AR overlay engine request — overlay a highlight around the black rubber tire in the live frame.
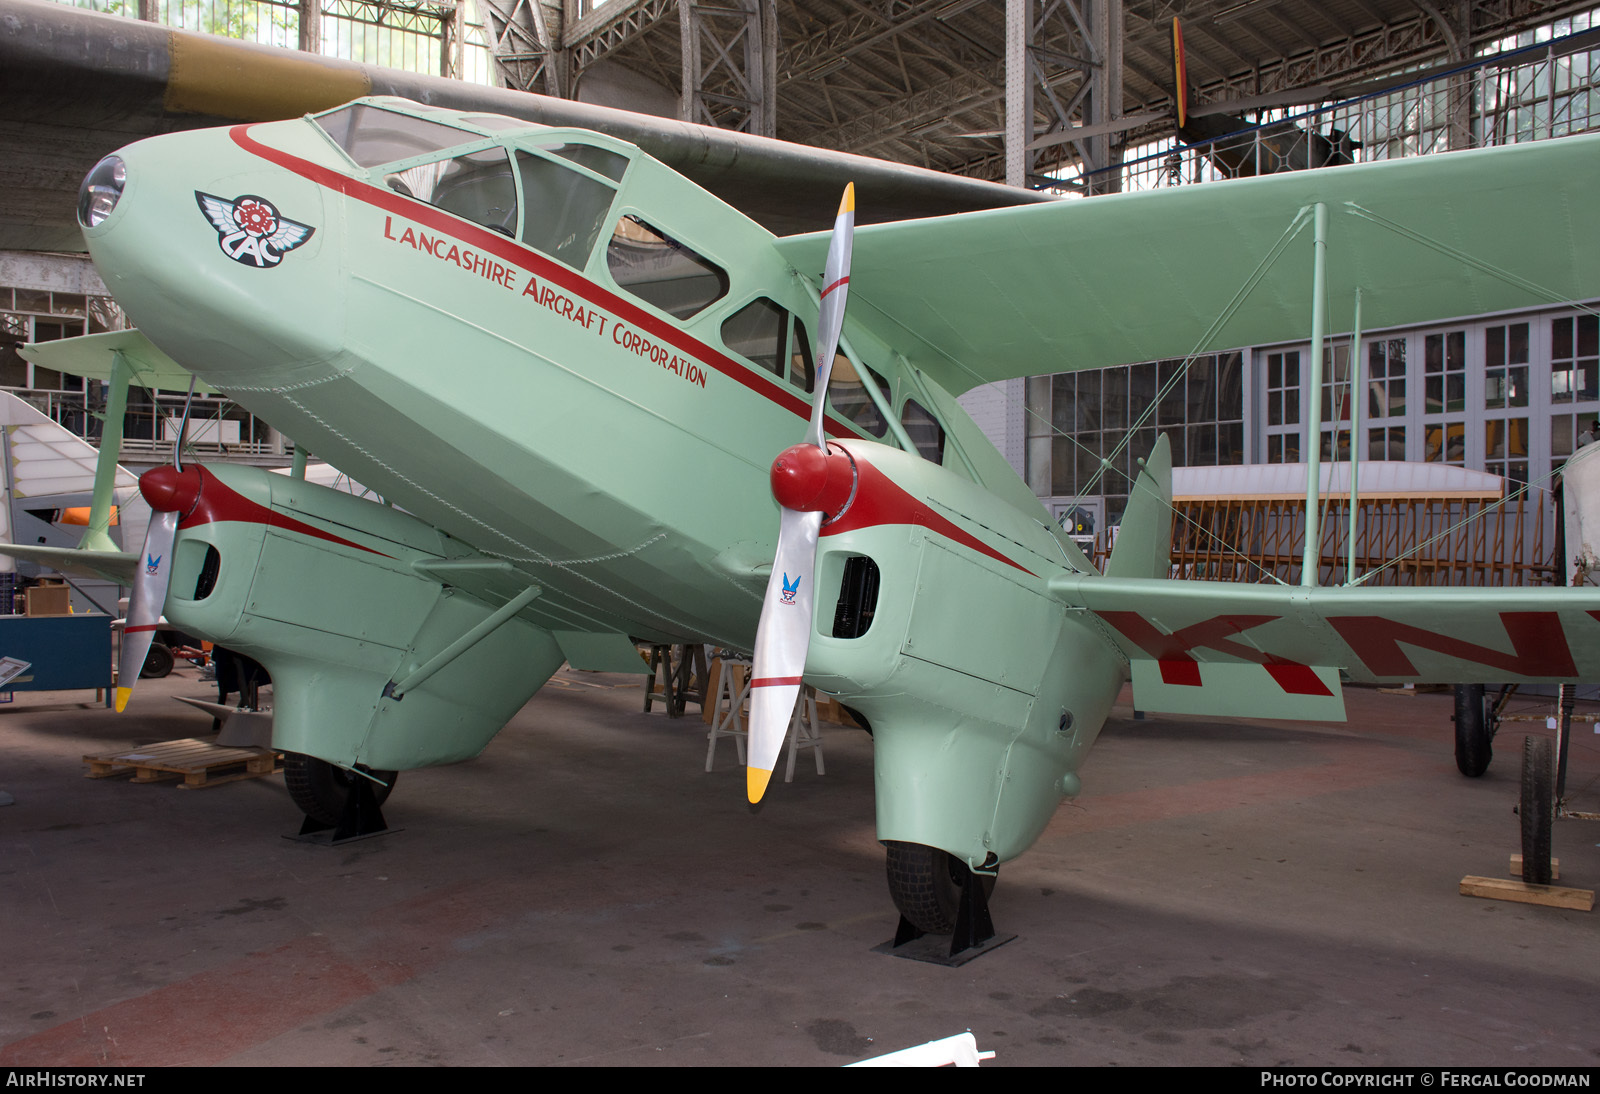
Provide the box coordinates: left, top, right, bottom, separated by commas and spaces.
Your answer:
139, 642, 175, 680
885, 841, 996, 934
1520, 735, 1554, 885
1453, 683, 1492, 777
283, 752, 397, 827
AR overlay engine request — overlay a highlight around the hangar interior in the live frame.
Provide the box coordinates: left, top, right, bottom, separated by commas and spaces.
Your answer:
5, 0, 1600, 565
3, 0, 1600, 1070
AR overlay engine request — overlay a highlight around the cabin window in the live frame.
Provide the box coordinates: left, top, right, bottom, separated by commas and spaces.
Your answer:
385, 147, 517, 236
606, 216, 728, 320
315, 104, 473, 168
542, 143, 630, 182
901, 398, 946, 463
827, 356, 890, 439
721, 297, 813, 392
515, 151, 615, 268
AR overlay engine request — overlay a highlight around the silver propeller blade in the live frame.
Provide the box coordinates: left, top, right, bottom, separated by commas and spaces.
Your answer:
115, 379, 197, 713
748, 183, 854, 803
115, 509, 177, 712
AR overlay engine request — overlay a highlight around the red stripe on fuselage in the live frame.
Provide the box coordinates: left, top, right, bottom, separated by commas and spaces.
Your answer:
821, 456, 1035, 576
179, 467, 390, 558
228, 125, 855, 439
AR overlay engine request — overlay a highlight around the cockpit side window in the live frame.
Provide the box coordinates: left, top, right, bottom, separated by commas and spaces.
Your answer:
827, 355, 891, 439
901, 398, 947, 463
721, 297, 814, 393
515, 151, 615, 269
315, 104, 474, 168
385, 147, 518, 236
606, 216, 729, 320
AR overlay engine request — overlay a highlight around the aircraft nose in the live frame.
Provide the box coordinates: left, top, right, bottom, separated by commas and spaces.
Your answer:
81, 129, 347, 387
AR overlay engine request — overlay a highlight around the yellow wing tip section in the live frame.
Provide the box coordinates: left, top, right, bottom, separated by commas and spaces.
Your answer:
114, 687, 132, 713
747, 765, 773, 803
840, 183, 855, 215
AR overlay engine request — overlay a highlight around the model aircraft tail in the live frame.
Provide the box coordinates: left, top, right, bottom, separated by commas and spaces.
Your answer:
1103, 433, 1173, 580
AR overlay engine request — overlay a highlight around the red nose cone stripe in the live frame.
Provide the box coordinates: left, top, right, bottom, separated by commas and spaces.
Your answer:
821, 456, 1035, 577
176, 467, 391, 558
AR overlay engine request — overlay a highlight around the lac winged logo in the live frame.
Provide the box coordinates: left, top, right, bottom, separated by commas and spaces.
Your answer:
780, 572, 801, 605
145, 553, 162, 576
195, 193, 314, 268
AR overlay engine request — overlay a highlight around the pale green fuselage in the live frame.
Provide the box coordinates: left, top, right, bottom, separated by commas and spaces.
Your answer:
84, 101, 1118, 868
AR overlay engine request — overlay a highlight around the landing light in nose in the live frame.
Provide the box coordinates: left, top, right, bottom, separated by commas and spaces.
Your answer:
78, 156, 127, 229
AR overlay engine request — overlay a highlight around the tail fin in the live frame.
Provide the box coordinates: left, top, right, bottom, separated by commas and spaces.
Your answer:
1104, 432, 1173, 580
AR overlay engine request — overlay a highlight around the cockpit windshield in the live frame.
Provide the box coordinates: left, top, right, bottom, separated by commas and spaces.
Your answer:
315, 104, 475, 168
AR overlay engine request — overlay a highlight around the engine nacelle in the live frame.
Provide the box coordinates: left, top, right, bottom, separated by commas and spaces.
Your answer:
160, 463, 562, 770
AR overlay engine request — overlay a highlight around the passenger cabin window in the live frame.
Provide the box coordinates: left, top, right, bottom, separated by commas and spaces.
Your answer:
386, 147, 517, 236
515, 150, 615, 269
542, 143, 629, 182
721, 297, 814, 392
828, 357, 890, 439
315, 104, 473, 167
606, 216, 729, 320
901, 398, 946, 463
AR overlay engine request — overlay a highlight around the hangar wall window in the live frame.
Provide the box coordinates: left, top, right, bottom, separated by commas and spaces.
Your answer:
385, 147, 517, 236
0, 279, 283, 459
606, 216, 729, 320
1024, 354, 1243, 525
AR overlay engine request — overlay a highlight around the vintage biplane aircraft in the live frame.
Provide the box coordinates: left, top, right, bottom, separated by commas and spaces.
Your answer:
9, 26, 1600, 939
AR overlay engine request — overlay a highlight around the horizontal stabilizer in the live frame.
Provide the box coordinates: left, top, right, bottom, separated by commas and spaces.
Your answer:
1053, 577, 1600, 718
0, 544, 138, 584
1129, 659, 1346, 721
20, 329, 217, 394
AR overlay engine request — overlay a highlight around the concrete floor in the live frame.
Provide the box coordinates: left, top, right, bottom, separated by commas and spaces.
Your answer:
1, 667, 1597, 1067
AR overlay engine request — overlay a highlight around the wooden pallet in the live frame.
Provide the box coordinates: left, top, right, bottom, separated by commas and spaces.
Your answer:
84, 737, 281, 789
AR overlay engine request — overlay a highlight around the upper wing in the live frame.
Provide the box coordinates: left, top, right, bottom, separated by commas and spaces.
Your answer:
774, 133, 1600, 395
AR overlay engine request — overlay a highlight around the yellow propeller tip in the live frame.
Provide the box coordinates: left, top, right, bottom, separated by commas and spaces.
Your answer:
747, 765, 773, 803
114, 687, 132, 713
839, 183, 855, 215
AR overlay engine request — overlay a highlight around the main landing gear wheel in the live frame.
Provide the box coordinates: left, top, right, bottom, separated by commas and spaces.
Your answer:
1453, 683, 1494, 777
885, 841, 997, 934
1520, 735, 1554, 886
140, 641, 175, 680
283, 752, 397, 827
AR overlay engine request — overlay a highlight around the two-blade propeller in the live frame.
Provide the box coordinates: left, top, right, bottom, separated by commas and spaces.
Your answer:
746, 183, 857, 803
115, 382, 200, 712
